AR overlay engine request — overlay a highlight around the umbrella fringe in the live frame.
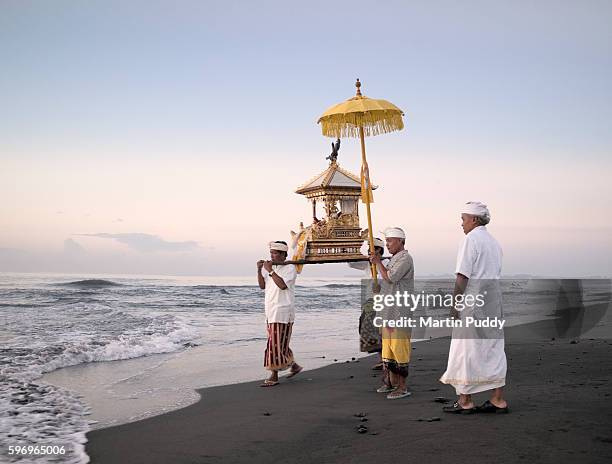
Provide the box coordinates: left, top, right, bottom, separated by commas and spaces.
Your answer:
319, 111, 404, 138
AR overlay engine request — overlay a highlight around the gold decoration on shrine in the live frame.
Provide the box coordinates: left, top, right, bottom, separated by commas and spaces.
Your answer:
291, 145, 375, 270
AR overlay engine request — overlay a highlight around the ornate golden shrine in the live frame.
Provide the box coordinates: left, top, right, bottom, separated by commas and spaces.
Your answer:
291, 142, 375, 263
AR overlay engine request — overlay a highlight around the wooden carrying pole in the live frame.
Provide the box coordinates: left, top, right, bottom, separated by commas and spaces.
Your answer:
359, 126, 378, 284
272, 257, 372, 265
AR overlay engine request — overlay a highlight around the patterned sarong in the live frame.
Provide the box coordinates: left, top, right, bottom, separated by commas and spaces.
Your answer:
359, 300, 382, 353
264, 322, 294, 371
382, 327, 411, 377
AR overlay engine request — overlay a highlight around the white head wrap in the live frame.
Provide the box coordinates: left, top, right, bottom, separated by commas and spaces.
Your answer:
373, 238, 385, 248
269, 241, 288, 252
382, 227, 406, 239
462, 201, 490, 219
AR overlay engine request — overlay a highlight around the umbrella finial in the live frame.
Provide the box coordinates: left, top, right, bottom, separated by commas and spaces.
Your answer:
355, 78, 362, 96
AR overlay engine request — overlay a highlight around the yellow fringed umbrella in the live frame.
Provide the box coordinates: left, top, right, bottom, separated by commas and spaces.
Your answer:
317, 79, 404, 284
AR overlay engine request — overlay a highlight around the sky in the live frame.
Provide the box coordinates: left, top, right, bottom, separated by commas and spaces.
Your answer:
1, 0, 611, 278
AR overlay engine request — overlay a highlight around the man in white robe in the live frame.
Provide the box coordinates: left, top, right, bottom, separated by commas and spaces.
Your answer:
440, 202, 509, 413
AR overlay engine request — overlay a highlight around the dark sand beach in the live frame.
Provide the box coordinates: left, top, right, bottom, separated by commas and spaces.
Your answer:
87, 322, 612, 464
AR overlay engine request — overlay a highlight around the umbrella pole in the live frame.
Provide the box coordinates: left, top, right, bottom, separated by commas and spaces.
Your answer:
359, 126, 378, 284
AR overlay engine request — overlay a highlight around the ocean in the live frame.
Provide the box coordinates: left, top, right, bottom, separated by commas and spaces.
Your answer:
1, 272, 609, 463
1, 272, 371, 463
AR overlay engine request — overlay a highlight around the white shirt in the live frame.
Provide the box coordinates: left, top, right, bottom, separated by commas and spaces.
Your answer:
348, 259, 390, 302
455, 226, 503, 280
262, 263, 297, 323
348, 259, 389, 277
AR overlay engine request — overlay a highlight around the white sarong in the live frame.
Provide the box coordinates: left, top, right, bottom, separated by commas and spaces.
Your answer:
440, 337, 507, 394
440, 225, 507, 394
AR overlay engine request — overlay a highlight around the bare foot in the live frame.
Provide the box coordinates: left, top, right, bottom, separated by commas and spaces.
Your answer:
260, 379, 279, 387
489, 398, 508, 408
458, 400, 475, 409
287, 364, 303, 378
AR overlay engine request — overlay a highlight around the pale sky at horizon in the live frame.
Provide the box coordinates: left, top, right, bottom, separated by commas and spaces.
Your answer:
2, 0, 611, 278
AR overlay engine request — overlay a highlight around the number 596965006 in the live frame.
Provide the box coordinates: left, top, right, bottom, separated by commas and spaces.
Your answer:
8, 445, 66, 455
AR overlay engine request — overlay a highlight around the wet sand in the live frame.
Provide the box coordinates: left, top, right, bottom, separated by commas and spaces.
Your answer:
86, 325, 612, 464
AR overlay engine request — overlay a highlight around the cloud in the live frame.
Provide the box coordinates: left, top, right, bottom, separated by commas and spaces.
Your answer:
0, 248, 30, 272
75, 233, 200, 253
63, 238, 86, 256
0, 247, 28, 258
